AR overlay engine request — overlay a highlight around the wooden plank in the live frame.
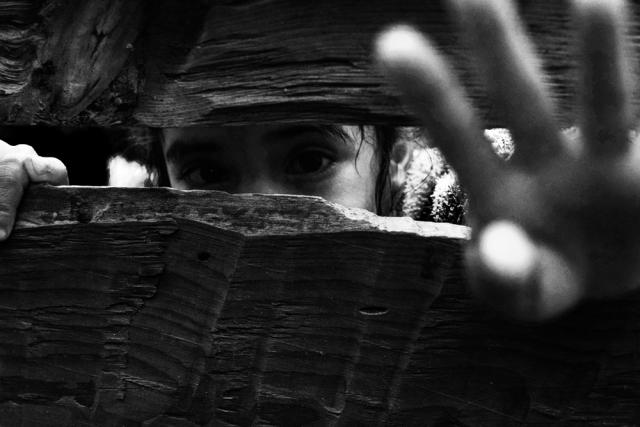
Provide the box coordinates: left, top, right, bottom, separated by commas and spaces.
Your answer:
2, 185, 640, 425
0, 0, 145, 126
1, 0, 640, 127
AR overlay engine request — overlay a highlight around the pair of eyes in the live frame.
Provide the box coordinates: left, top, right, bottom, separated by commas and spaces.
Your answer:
179, 147, 336, 187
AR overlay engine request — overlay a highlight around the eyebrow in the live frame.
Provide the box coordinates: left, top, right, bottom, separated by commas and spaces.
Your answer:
263, 124, 352, 144
164, 140, 222, 163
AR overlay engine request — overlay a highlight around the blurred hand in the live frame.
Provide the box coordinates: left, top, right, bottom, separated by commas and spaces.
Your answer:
0, 141, 68, 240
376, 0, 640, 320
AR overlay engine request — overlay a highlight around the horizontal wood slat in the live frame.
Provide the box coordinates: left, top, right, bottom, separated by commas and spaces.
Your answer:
1, 0, 639, 127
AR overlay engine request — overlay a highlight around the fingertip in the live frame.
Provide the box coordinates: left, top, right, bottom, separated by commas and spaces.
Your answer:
374, 25, 448, 82
26, 156, 69, 185
450, 0, 502, 14
573, 0, 628, 40
375, 25, 427, 64
450, 0, 520, 32
46, 157, 69, 185
574, 0, 627, 19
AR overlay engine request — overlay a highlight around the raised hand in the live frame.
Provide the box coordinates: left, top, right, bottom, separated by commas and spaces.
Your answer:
376, 0, 640, 320
0, 141, 68, 240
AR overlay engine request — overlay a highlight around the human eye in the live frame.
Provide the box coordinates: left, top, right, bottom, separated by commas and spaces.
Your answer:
285, 147, 336, 177
179, 161, 231, 189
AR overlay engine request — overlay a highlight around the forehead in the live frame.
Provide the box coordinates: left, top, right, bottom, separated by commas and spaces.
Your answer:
162, 126, 253, 145
161, 125, 369, 147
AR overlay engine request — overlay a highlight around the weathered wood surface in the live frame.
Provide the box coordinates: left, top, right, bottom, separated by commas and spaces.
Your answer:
1, 185, 640, 426
2, 0, 640, 127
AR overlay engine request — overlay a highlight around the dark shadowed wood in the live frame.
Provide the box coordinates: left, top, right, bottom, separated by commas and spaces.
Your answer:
0, 0, 145, 126
2, 185, 640, 425
2, 0, 640, 127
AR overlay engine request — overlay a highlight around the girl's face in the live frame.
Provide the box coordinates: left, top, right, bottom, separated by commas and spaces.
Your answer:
161, 125, 380, 212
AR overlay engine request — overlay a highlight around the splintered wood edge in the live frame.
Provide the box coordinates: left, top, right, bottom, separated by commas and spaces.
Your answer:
14, 185, 471, 240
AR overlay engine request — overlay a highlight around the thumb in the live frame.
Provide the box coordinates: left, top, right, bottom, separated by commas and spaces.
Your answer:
467, 220, 583, 321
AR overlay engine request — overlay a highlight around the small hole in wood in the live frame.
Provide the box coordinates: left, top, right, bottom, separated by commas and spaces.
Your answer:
359, 306, 389, 316
76, 210, 92, 224
197, 251, 210, 261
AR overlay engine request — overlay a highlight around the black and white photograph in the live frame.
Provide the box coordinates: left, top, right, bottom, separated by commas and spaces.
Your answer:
0, 0, 639, 425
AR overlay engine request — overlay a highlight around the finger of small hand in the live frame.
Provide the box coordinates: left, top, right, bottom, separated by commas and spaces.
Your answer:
23, 156, 69, 185
451, 0, 564, 169
0, 138, 14, 156
0, 154, 30, 241
375, 25, 501, 200
468, 220, 583, 321
0, 145, 69, 240
575, 0, 633, 158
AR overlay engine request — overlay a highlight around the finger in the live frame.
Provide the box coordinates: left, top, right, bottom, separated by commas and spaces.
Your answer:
0, 141, 68, 184
23, 156, 69, 185
451, 0, 565, 169
0, 138, 13, 155
0, 145, 68, 240
468, 220, 583, 321
0, 159, 29, 241
375, 25, 502, 201
575, 0, 633, 158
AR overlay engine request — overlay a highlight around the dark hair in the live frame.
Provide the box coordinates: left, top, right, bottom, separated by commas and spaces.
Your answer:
302, 124, 398, 214
372, 125, 398, 215
120, 125, 399, 215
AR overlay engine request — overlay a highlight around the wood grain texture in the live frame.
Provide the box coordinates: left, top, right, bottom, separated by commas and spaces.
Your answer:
1, 0, 640, 127
2, 185, 640, 425
0, 0, 144, 126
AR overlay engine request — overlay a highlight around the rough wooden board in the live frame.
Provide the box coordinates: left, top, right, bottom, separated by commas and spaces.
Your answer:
2, 185, 640, 425
2, 0, 640, 127
2, 185, 466, 425
0, 0, 144, 126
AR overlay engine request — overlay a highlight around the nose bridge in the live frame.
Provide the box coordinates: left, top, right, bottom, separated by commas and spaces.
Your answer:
234, 133, 287, 195
237, 174, 285, 195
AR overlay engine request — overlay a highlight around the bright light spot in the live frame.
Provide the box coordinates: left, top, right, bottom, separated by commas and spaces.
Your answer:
478, 220, 537, 282
375, 25, 428, 63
